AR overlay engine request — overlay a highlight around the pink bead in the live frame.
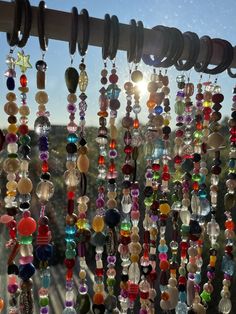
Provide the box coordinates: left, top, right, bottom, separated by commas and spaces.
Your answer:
19, 256, 33, 265
38, 287, 49, 296
8, 275, 17, 285
0, 214, 13, 224
159, 253, 167, 261
131, 210, 140, 220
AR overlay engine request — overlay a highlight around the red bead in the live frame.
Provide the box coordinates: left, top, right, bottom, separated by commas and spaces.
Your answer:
196, 93, 203, 100
152, 163, 160, 171
230, 135, 236, 143
9, 228, 16, 239
230, 127, 236, 135
98, 155, 105, 165
122, 163, 133, 175
176, 129, 184, 137
64, 258, 75, 269
124, 145, 133, 154
162, 172, 170, 181
178, 276, 187, 285
140, 291, 149, 300
109, 163, 116, 173
38, 225, 49, 235
163, 165, 169, 173
203, 107, 212, 115
18, 124, 29, 135
17, 217, 37, 236
180, 241, 188, 250
42, 161, 49, 172
67, 191, 75, 200
149, 270, 157, 282
192, 182, 199, 191
95, 268, 104, 276
66, 269, 73, 280
20, 74, 28, 87
174, 155, 182, 164
109, 74, 118, 84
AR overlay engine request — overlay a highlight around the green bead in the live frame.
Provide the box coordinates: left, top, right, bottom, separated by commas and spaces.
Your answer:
66, 240, 76, 250
8, 153, 18, 158
200, 290, 211, 302
121, 220, 131, 231
65, 249, 76, 259
39, 297, 49, 307
193, 130, 203, 139
224, 193, 236, 211
107, 277, 116, 287
65, 67, 79, 93
19, 134, 31, 145
153, 172, 160, 180
144, 196, 153, 207
192, 173, 201, 182
181, 225, 190, 236
174, 100, 185, 115
20, 235, 32, 244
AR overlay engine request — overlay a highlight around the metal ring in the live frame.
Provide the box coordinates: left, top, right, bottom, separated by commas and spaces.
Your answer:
142, 25, 169, 67
38, 1, 48, 52
69, 7, 78, 56
127, 19, 136, 63
194, 36, 213, 72
175, 31, 200, 71
6, 0, 22, 46
204, 38, 234, 75
109, 15, 119, 60
78, 8, 90, 57
18, 0, 32, 48
102, 14, 111, 60
134, 20, 144, 64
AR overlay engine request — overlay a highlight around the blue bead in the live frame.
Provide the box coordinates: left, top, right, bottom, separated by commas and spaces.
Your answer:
222, 255, 235, 276
179, 291, 187, 302
154, 106, 163, 114
229, 159, 235, 168
67, 133, 78, 143
175, 301, 188, 314
36, 244, 53, 261
198, 189, 207, 199
194, 273, 201, 284
19, 263, 35, 280
7, 77, 15, 90
158, 244, 168, 253
65, 225, 76, 235
42, 273, 51, 288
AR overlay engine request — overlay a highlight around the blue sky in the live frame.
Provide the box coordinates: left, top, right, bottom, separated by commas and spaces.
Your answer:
0, 0, 236, 128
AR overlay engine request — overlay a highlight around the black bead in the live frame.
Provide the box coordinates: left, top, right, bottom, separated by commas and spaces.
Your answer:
231, 111, 236, 119
66, 143, 77, 154
122, 180, 132, 188
192, 153, 201, 162
79, 93, 87, 101
8, 115, 17, 124
79, 137, 87, 146
19, 202, 30, 210
108, 178, 116, 184
178, 82, 185, 89
41, 172, 51, 180
19, 144, 31, 157
6, 206, 18, 216
178, 284, 186, 292
121, 274, 129, 282
8, 263, 19, 275
143, 186, 153, 197
162, 126, 171, 135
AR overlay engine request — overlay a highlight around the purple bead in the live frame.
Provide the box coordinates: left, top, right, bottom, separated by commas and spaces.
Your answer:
176, 115, 184, 123
177, 91, 185, 98
151, 215, 158, 222
40, 306, 49, 314
185, 115, 192, 124
224, 274, 232, 280
132, 202, 139, 211
107, 255, 116, 264
7, 284, 18, 293
66, 280, 73, 290
65, 301, 73, 307
233, 95, 236, 102
39, 151, 49, 161
67, 103, 77, 113
196, 101, 203, 108
96, 198, 105, 208
78, 243, 85, 257
79, 284, 88, 294
121, 289, 128, 298
109, 149, 118, 158
131, 189, 139, 197
182, 181, 190, 189
207, 271, 215, 280
139, 310, 148, 314
188, 273, 195, 280
6, 133, 18, 143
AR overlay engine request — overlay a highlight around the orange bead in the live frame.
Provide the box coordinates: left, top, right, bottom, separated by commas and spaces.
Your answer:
146, 99, 156, 109
0, 298, 4, 312
93, 293, 104, 304
192, 181, 199, 191
196, 122, 203, 130
133, 119, 139, 129
159, 260, 169, 271
66, 269, 73, 280
161, 291, 169, 301
42, 160, 49, 172
97, 111, 108, 117
109, 139, 116, 149
109, 163, 116, 173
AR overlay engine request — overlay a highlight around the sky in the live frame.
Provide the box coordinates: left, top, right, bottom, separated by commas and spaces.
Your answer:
0, 0, 236, 129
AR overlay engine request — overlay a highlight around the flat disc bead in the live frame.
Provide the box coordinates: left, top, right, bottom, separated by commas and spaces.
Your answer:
67, 93, 77, 103
4, 102, 18, 115
18, 217, 37, 236
19, 105, 30, 116
17, 177, 33, 194
35, 91, 48, 104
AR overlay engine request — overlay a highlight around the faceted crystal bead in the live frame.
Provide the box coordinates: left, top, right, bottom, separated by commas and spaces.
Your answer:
36, 181, 54, 202
218, 297, 232, 314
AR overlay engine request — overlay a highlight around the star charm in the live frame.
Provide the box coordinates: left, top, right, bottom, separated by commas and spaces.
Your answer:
15, 51, 32, 73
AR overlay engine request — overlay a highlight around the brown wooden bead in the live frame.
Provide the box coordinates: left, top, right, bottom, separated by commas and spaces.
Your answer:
17, 177, 33, 194
37, 70, 45, 90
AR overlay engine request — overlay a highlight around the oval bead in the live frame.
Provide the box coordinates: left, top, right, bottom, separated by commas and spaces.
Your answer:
65, 67, 79, 93
77, 154, 89, 173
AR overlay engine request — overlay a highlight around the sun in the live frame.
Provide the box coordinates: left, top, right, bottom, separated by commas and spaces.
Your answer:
136, 79, 148, 92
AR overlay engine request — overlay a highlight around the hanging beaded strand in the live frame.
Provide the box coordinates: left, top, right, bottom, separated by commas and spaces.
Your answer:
200, 80, 225, 306
76, 9, 92, 309
2, 48, 21, 314
218, 85, 236, 314
90, 60, 109, 313
62, 7, 80, 314
103, 14, 121, 313
15, 48, 36, 314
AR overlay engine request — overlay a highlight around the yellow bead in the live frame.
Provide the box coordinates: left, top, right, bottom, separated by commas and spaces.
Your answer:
79, 269, 86, 279
77, 218, 86, 229
92, 215, 104, 232
163, 119, 170, 126
203, 100, 212, 107
6, 181, 17, 191
7, 124, 18, 134
7, 190, 17, 197
78, 70, 88, 93
6, 92, 16, 101
159, 203, 171, 215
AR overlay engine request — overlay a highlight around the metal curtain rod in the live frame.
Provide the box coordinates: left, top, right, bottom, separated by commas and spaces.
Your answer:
0, 1, 236, 68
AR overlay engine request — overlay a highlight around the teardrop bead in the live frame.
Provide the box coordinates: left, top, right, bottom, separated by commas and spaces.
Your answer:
65, 67, 79, 93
